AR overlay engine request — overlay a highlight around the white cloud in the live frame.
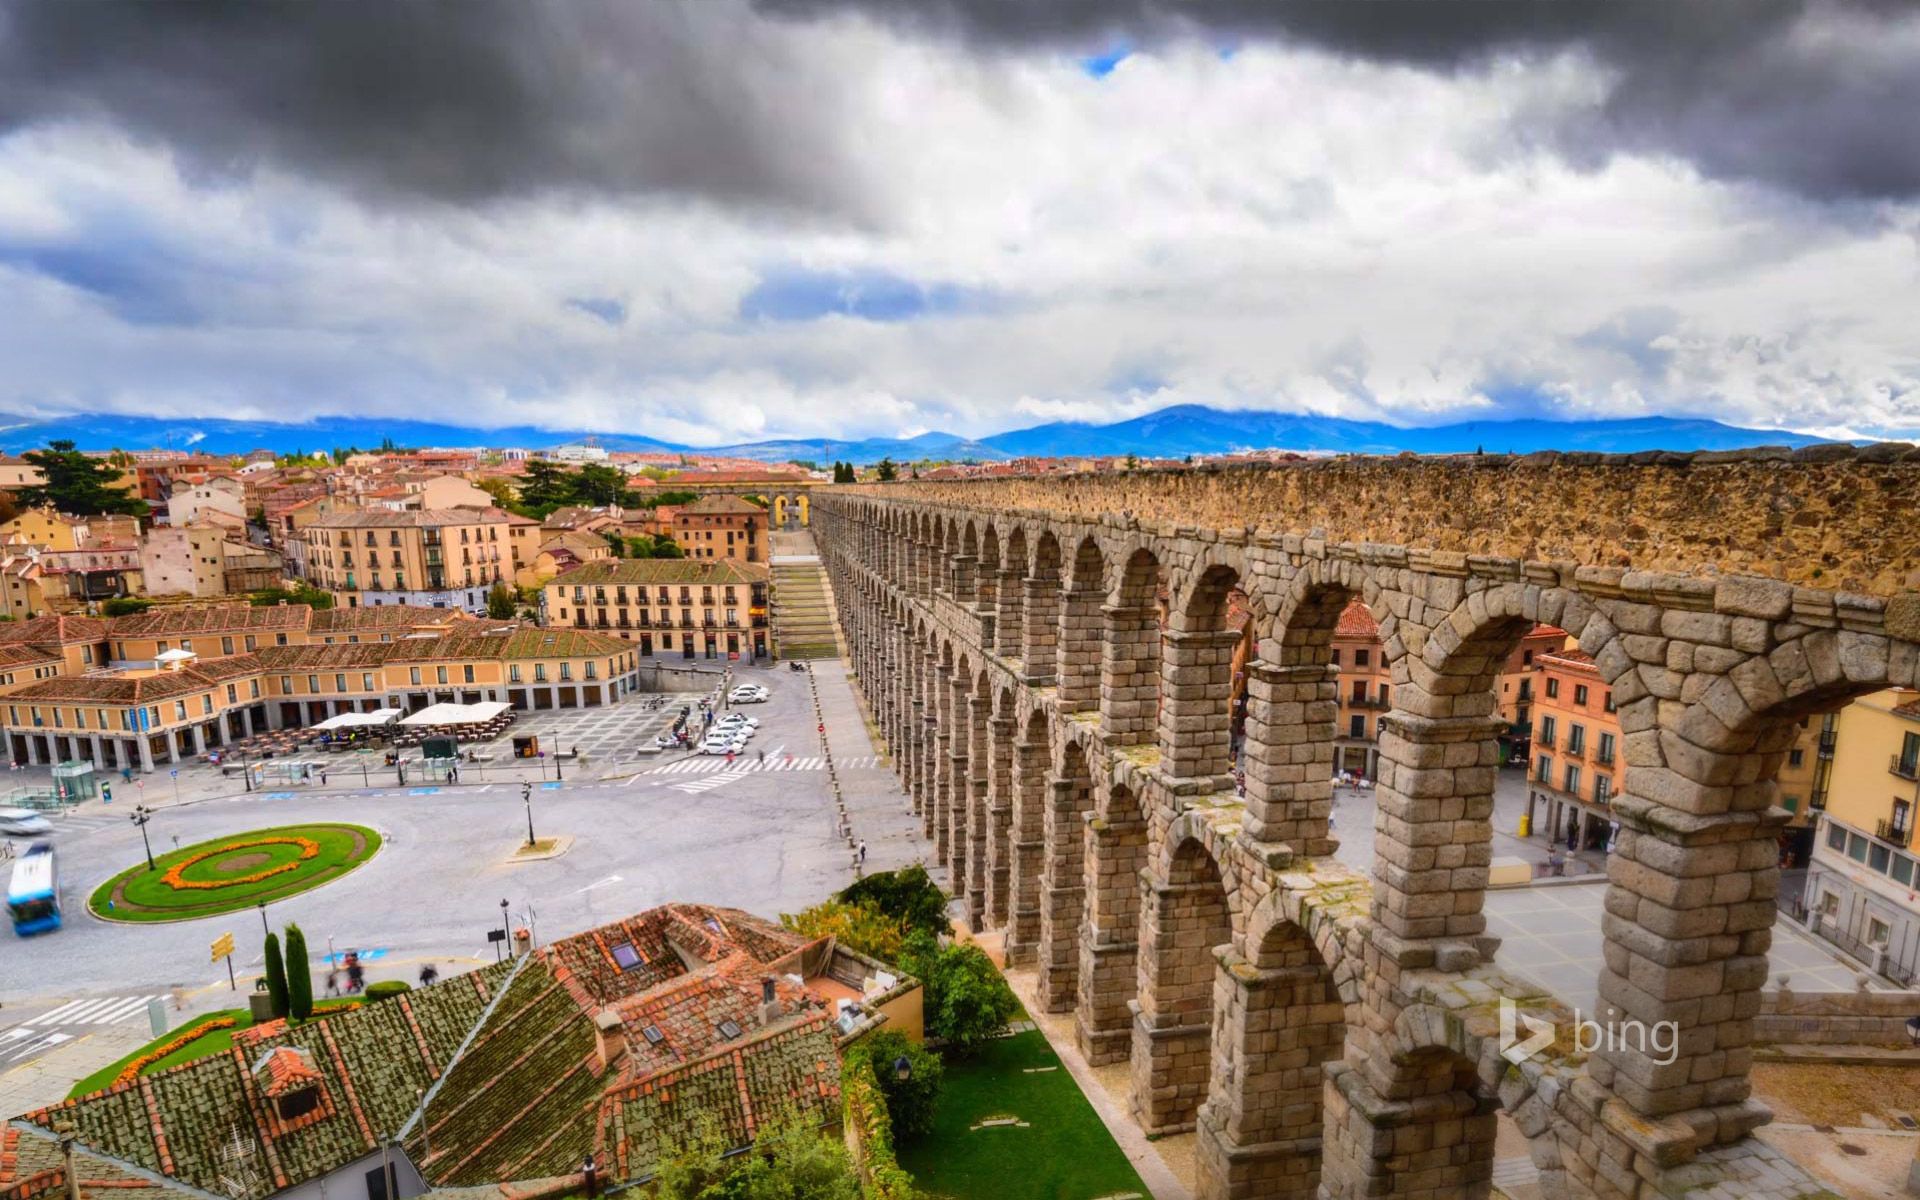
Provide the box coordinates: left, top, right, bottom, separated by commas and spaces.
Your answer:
0, 18, 1915, 443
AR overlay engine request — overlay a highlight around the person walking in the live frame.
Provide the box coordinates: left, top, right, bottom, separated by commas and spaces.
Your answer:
856, 839, 867, 864
756, 748, 765, 766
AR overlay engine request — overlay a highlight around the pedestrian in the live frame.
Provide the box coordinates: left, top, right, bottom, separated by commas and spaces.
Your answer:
319, 768, 328, 786
857, 839, 867, 864
1566, 824, 1578, 853
325, 971, 340, 997
756, 748, 765, 765
725, 750, 735, 767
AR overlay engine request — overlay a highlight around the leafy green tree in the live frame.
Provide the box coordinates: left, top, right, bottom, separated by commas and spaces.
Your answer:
646, 535, 685, 559
249, 585, 334, 610
781, 899, 910, 963
102, 597, 154, 617
839, 865, 948, 939
913, 941, 1018, 1055
284, 924, 313, 1021
874, 457, 898, 482
575, 463, 632, 506
486, 583, 517, 619
263, 932, 290, 1020
605, 530, 627, 557
517, 461, 577, 511
851, 1029, 943, 1143
16, 440, 147, 517
475, 476, 524, 513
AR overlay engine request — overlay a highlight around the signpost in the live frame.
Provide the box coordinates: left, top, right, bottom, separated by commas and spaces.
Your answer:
211, 931, 237, 990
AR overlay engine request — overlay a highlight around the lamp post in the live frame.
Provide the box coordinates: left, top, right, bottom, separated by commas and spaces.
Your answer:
499, 898, 511, 957
893, 1054, 912, 1082
522, 782, 535, 848
257, 900, 269, 938
129, 805, 156, 871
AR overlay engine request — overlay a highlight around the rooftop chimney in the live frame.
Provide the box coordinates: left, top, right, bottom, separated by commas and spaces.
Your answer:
758, 976, 782, 1027
592, 1009, 626, 1071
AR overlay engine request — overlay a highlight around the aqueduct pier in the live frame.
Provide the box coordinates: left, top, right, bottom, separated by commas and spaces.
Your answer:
814, 446, 1920, 1200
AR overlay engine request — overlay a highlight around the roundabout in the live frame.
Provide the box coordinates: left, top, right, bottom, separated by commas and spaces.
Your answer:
88, 823, 382, 923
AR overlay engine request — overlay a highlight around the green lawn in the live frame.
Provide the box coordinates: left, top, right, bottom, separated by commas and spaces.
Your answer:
66, 999, 364, 1097
88, 823, 381, 922
898, 1029, 1148, 1200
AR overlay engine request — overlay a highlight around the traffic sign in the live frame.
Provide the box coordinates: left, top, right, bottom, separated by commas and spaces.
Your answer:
210, 932, 235, 961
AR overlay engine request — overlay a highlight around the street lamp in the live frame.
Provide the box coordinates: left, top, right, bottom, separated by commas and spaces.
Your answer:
522, 782, 535, 848
129, 804, 155, 871
893, 1054, 912, 1082
257, 900, 269, 938
499, 898, 511, 956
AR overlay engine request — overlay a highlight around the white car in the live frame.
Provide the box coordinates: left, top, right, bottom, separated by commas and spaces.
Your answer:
729, 687, 769, 703
0, 808, 52, 836
716, 715, 759, 729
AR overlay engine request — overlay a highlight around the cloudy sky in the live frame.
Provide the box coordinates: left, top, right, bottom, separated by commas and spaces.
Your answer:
0, 0, 1915, 445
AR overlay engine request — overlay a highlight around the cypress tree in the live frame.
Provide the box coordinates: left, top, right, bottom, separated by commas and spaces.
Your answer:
263, 932, 290, 1020
285, 924, 313, 1021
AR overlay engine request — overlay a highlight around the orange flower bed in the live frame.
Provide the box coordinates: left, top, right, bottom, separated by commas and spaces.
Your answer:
160, 836, 322, 891
115, 1017, 239, 1085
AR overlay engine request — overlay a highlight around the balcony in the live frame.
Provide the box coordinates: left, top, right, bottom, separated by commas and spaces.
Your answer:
1875, 818, 1912, 848
1891, 754, 1919, 781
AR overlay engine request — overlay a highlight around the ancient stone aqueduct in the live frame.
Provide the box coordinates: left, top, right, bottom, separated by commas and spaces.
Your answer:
812, 447, 1920, 1200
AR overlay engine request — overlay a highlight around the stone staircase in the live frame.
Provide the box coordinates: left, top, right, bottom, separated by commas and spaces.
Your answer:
770, 559, 840, 660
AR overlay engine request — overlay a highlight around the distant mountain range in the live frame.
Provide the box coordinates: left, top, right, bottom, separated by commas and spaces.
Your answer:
0, 404, 1834, 464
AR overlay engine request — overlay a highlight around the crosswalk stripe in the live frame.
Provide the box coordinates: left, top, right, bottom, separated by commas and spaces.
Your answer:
37, 998, 102, 1024
95, 996, 157, 1024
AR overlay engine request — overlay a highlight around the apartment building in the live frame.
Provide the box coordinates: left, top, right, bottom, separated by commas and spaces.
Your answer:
1330, 600, 1391, 778
305, 507, 515, 612
544, 558, 772, 660
671, 494, 764, 563
1801, 689, 1920, 983
139, 524, 230, 597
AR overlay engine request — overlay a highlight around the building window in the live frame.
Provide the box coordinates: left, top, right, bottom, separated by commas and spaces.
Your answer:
1567, 724, 1585, 755
1564, 764, 1581, 795
1788, 748, 1804, 768
1538, 715, 1556, 747
1573, 684, 1588, 706
1593, 775, 1611, 805
1535, 756, 1552, 782
1596, 732, 1614, 764
308, 675, 320, 693
1330, 648, 1341, 666
1826, 822, 1847, 851
410, 667, 422, 686
1354, 648, 1370, 667
1545, 677, 1559, 699
436, 666, 448, 685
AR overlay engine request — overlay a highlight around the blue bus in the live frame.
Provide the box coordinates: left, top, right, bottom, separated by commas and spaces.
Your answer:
7, 844, 59, 936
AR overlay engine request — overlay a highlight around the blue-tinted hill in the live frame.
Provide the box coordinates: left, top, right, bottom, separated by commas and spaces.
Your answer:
0, 404, 1831, 462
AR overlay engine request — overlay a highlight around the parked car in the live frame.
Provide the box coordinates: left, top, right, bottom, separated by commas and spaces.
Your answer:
0, 809, 53, 837
729, 686, 769, 703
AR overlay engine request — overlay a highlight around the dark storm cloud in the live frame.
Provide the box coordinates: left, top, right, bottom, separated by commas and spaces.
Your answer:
0, 0, 870, 215
760, 0, 1920, 203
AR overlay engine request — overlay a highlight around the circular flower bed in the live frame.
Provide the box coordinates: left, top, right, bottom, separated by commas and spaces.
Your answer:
160, 836, 321, 890
89, 824, 381, 923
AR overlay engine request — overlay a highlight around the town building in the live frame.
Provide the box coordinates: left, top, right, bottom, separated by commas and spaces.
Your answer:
1331, 599, 1391, 778
139, 524, 231, 597
11, 904, 919, 1200
305, 508, 515, 612
544, 558, 772, 660
165, 474, 247, 528
1801, 688, 1920, 984
0, 603, 642, 771
672, 494, 765, 563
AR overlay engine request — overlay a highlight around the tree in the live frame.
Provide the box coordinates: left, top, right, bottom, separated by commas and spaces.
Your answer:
517, 461, 577, 512
249, 584, 334, 610
781, 899, 910, 963
102, 597, 154, 617
605, 530, 627, 557
284, 924, 313, 1021
912, 940, 1019, 1055
15, 441, 147, 517
874, 457, 898, 482
839, 865, 948, 939
851, 1029, 943, 1143
476, 476, 522, 513
263, 932, 290, 1020
486, 583, 517, 619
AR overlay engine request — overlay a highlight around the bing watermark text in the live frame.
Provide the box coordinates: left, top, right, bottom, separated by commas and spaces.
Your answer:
1499, 997, 1679, 1066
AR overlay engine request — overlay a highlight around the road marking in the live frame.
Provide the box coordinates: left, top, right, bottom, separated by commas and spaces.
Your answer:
571, 874, 622, 895
670, 769, 752, 795
36, 994, 164, 1026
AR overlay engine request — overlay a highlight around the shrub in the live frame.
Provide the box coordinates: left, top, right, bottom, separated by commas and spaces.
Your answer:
782, 899, 910, 963
918, 942, 1019, 1056
262, 933, 289, 1020
654, 1110, 862, 1200
838, 866, 948, 940
284, 924, 312, 1021
101, 597, 153, 617
365, 980, 412, 1002
849, 1030, 942, 1143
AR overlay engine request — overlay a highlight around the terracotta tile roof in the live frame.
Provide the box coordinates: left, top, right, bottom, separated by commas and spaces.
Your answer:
0, 643, 62, 667
107, 606, 310, 639
20, 906, 900, 1199
0, 614, 108, 646
550, 559, 770, 588
676, 495, 764, 516
1540, 648, 1599, 672
255, 643, 402, 670
308, 606, 472, 634
1335, 599, 1380, 640
5, 661, 254, 705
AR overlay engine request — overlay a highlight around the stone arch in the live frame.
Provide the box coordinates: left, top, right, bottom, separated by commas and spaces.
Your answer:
958, 664, 994, 927
1037, 737, 1096, 1012
1198, 901, 1354, 1200
1133, 821, 1236, 1134
1004, 708, 1053, 966
1160, 559, 1247, 781
1102, 545, 1165, 746
1019, 526, 1061, 682
1058, 535, 1108, 712
1592, 622, 1916, 1126
982, 684, 1020, 927
1076, 776, 1152, 1065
